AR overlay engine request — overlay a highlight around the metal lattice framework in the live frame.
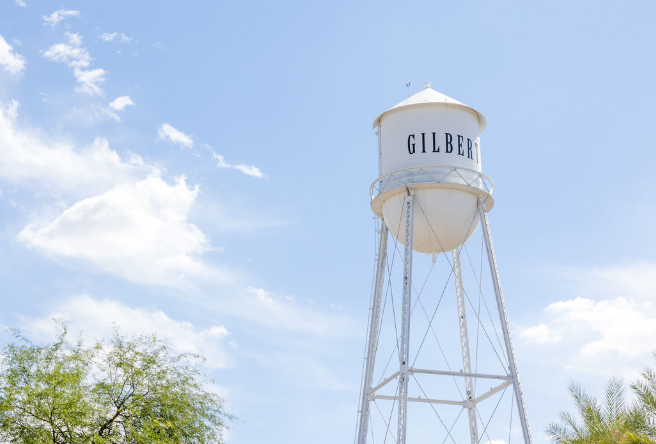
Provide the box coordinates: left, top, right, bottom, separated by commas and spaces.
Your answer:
478, 195, 532, 444
397, 191, 414, 444
370, 166, 494, 203
355, 176, 532, 444
453, 248, 479, 444
355, 220, 388, 443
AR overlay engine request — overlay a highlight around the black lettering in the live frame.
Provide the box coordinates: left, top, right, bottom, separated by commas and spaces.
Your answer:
445, 133, 453, 153
432, 132, 439, 152
421, 133, 426, 153
467, 139, 473, 159
408, 134, 415, 154
457, 135, 464, 156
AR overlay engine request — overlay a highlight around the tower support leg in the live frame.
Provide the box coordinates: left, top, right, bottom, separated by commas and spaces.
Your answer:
477, 196, 532, 444
452, 249, 479, 444
397, 191, 414, 444
356, 220, 389, 444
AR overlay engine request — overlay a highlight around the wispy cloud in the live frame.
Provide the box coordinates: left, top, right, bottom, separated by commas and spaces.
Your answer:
246, 351, 352, 390
0, 100, 149, 193
15, 0, 26, 8
158, 123, 193, 150
100, 32, 132, 43
0, 35, 26, 76
109, 95, 135, 111
17, 295, 233, 369
213, 152, 264, 178
89, 104, 120, 122
42, 33, 107, 96
241, 287, 354, 335
42, 9, 79, 27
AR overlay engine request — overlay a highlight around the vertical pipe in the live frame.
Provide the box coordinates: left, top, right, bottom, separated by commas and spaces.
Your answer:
452, 249, 479, 444
397, 191, 414, 444
477, 196, 532, 444
356, 220, 389, 444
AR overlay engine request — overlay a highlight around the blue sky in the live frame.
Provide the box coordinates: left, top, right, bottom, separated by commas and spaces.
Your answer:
1, 0, 656, 443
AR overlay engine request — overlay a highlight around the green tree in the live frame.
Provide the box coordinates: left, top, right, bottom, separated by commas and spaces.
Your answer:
547, 355, 656, 444
547, 378, 651, 444
0, 323, 232, 443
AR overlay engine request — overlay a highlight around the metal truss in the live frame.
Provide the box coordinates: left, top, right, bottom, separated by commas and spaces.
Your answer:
453, 249, 479, 444
370, 166, 494, 201
478, 196, 532, 444
355, 189, 532, 444
356, 219, 388, 444
367, 368, 511, 400
397, 190, 414, 444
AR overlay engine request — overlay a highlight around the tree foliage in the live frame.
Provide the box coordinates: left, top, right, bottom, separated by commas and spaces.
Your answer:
548, 355, 656, 444
0, 323, 232, 443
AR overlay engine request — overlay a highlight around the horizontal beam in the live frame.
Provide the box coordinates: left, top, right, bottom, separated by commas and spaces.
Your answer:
368, 371, 400, 397
474, 381, 512, 404
373, 395, 464, 406
410, 368, 511, 381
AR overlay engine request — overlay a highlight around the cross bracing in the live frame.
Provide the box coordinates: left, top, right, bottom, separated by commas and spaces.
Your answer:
355, 189, 531, 444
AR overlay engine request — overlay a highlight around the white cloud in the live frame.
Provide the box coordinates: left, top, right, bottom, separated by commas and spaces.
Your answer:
158, 123, 193, 150
18, 175, 219, 288
18, 295, 233, 369
15, 0, 26, 7
247, 351, 352, 391
572, 262, 656, 300
42, 33, 107, 96
240, 287, 354, 336
89, 104, 120, 122
0, 35, 26, 76
544, 297, 656, 358
213, 152, 264, 178
517, 262, 656, 380
0, 101, 149, 194
100, 32, 132, 43
520, 322, 562, 344
109, 95, 135, 111
73, 68, 106, 96
1, 101, 351, 338
520, 292, 656, 380
524, 262, 656, 357
42, 9, 79, 27
42, 34, 89, 67
61, 103, 125, 124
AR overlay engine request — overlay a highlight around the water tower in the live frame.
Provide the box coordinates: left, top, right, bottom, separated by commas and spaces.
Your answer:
355, 83, 531, 444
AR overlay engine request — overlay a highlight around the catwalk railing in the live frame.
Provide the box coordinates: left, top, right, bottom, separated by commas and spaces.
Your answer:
370, 166, 494, 201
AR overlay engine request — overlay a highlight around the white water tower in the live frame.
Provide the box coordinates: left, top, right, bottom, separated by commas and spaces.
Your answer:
355, 83, 532, 444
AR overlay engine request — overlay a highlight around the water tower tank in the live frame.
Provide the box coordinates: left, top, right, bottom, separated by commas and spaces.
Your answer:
371, 83, 494, 254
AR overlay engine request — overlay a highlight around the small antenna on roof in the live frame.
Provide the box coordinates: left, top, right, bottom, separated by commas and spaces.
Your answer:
406, 82, 411, 98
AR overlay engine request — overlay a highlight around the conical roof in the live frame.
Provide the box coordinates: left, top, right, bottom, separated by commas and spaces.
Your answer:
372, 86, 487, 132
